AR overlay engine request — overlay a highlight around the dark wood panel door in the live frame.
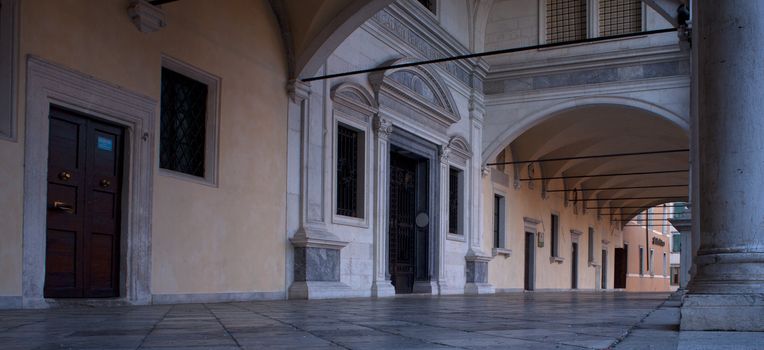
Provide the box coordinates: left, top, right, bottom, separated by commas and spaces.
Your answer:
524, 232, 535, 291
389, 152, 417, 294
45, 107, 123, 298
614, 247, 627, 289
571, 242, 578, 289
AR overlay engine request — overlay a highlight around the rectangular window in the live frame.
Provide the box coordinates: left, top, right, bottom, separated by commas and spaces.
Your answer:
493, 194, 505, 248
449, 167, 462, 234
160, 67, 208, 178
663, 252, 667, 276
670, 266, 680, 285
551, 213, 560, 257
587, 227, 594, 263
546, 0, 587, 44
336, 124, 364, 218
0, 0, 18, 140
639, 247, 644, 275
672, 233, 681, 252
599, 0, 642, 37
649, 249, 654, 274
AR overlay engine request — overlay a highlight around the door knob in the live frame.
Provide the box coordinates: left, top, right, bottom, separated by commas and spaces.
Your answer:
58, 171, 72, 181
51, 201, 74, 214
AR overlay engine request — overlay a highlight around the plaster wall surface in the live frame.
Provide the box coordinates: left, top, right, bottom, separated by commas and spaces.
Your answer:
0, 0, 288, 299
485, 170, 621, 291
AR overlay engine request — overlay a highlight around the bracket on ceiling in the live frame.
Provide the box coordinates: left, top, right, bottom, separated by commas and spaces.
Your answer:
128, 0, 167, 33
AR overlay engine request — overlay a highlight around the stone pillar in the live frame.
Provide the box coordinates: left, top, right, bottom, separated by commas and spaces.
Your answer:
371, 116, 395, 297
286, 79, 353, 299
668, 217, 691, 289
464, 79, 494, 295
681, 0, 764, 331
435, 147, 450, 294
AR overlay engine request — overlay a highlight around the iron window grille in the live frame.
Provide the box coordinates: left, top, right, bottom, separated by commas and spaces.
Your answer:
336, 124, 363, 218
599, 0, 642, 36
449, 167, 461, 234
160, 68, 208, 177
546, 0, 587, 44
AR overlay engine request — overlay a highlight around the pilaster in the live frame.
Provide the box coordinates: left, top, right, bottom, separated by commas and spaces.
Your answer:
371, 116, 395, 297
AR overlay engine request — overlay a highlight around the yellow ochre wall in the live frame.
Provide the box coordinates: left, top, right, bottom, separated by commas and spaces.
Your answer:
0, 0, 288, 297
484, 170, 623, 291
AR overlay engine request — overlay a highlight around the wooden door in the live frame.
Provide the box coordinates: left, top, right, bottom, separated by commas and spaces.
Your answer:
571, 242, 578, 289
601, 249, 608, 289
45, 107, 123, 298
389, 152, 418, 294
524, 232, 535, 291
614, 247, 627, 288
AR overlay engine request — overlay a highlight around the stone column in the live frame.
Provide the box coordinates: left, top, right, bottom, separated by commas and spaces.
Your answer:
681, 0, 764, 331
371, 116, 395, 297
668, 217, 691, 289
464, 82, 494, 294
286, 79, 353, 299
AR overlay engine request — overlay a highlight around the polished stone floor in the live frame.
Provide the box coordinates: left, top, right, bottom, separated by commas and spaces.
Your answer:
0, 292, 697, 349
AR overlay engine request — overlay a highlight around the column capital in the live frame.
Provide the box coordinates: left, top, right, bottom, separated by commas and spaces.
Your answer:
439, 147, 450, 164
287, 79, 311, 103
373, 115, 393, 139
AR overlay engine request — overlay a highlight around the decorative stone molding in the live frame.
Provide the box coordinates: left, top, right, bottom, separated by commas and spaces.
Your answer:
523, 216, 542, 233
481, 166, 491, 178
492, 247, 512, 258
570, 229, 583, 243
127, 0, 167, 33
331, 82, 378, 118
439, 146, 451, 164
370, 58, 460, 132
287, 79, 310, 103
372, 115, 393, 138
289, 228, 354, 299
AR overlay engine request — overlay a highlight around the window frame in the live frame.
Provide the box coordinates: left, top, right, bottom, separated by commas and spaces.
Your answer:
158, 55, 220, 186
332, 116, 369, 227
493, 193, 507, 249
550, 212, 562, 262
587, 226, 595, 264
639, 246, 645, 275
649, 248, 655, 275
0, 0, 18, 141
539, 0, 645, 45
447, 166, 465, 236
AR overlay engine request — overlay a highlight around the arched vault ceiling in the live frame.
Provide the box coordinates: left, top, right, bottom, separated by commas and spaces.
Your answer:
508, 105, 689, 222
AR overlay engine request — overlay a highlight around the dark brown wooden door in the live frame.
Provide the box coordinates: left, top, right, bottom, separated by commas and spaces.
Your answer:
524, 232, 535, 291
571, 242, 578, 289
614, 247, 627, 289
389, 152, 417, 294
45, 107, 123, 298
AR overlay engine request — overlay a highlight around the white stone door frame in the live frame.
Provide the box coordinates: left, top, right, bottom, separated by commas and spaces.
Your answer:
22, 56, 156, 307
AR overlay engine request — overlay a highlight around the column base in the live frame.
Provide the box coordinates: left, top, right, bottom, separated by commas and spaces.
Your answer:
681, 294, 764, 331
288, 281, 364, 299
465, 282, 495, 295
371, 280, 395, 298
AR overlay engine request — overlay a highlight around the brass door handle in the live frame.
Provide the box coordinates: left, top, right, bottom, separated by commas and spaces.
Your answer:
52, 201, 74, 213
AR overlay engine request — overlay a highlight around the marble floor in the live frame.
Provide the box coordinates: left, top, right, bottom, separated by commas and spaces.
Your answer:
0, 291, 736, 349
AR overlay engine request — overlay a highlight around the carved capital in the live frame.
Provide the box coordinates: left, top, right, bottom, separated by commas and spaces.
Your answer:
440, 147, 451, 164
127, 0, 167, 33
287, 79, 311, 103
481, 166, 491, 178
373, 116, 393, 139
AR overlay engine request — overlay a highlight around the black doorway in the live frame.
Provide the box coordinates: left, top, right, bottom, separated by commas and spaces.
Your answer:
602, 249, 608, 289
614, 247, 627, 289
571, 242, 578, 289
388, 149, 429, 294
524, 232, 535, 291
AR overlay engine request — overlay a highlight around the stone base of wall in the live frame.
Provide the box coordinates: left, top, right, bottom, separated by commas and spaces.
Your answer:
465, 283, 495, 294
288, 281, 367, 299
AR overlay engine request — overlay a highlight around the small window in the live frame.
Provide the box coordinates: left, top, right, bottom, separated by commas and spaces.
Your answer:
546, 0, 587, 44
550, 214, 560, 257
670, 266, 680, 285
662, 252, 667, 276
417, 0, 436, 15
672, 233, 681, 252
587, 227, 594, 263
448, 167, 462, 234
639, 247, 644, 275
493, 194, 506, 248
649, 248, 654, 274
336, 124, 364, 218
0, 0, 18, 140
160, 67, 208, 177
599, 0, 642, 36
